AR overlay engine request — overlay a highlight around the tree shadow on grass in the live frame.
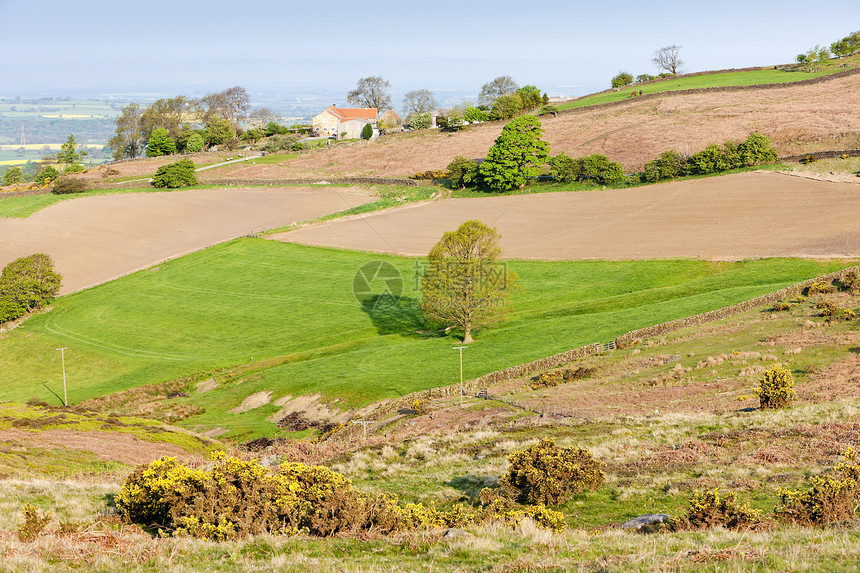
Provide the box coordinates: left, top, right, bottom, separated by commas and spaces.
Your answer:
445, 474, 499, 504
359, 295, 445, 338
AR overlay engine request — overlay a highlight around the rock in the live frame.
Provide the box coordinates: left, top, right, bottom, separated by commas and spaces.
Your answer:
442, 528, 471, 539
473, 453, 487, 460
620, 514, 669, 532
260, 455, 279, 468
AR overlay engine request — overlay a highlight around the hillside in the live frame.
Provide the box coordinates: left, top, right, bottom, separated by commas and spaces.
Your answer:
194, 71, 860, 179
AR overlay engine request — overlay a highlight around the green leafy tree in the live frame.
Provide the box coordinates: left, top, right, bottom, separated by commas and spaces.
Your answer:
361, 123, 373, 140
242, 128, 265, 143
515, 85, 542, 109
206, 119, 235, 146
480, 116, 550, 191
420, 220, 518, 344
831, 30, 860, 57
687, 144, 735, 174
490, 93, 523, 120
446, 156, 479, 189
185, 132, 205, 153
611, 71, 634, 88
2, 166, 22, 185
464, 106, 489, 123
151, 159, 197, 189
264, 122, 289, 136
146, 128, 176, 157
34, 165, 59, 185
636, 73, 656, 83
57, 134, 87, 165
0, 253, 62, 319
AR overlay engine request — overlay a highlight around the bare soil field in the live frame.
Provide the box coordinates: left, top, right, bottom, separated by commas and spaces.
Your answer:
208, 74, 860, 180
0, 187, 373, 294
273, 172, 860, 260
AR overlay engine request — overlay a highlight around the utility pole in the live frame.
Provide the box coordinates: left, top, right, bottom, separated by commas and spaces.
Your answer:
453, 346, 468, 407
56, 347, 69, 406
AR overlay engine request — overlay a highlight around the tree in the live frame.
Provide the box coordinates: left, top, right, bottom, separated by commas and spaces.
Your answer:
516, 85, 542, 109
34, 165, 59, 185
408, 112, 432, 130
0, 253, 62, 315
109, 102, 144, 160
151, 159, 197, 189
479, 75, 518, 106
347, 76, 392, 112
490, 93, 523, 120
479, 115, 550, 191
652, 45, 684, 75
2, 166, 22, 185
402, 89, 437, 115
185, 132, 205, 153
420, 220, 518, 344
206, 118, 235, 146
831, 30, 860, 57
57, 134, 87, 165
197, 91, 229, 126
222, 86, 250, 132
361, 123, 373, 140
146, 128, 176, 157
139, 96, 190, 142
611, 71, 634, 88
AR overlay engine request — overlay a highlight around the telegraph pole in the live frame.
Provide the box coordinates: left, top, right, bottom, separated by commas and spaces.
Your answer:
453, 346, 468, 407
56, 347, 69, 406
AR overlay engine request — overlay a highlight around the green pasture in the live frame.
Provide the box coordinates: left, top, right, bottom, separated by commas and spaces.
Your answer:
558, 58, 858, 110
0, 238, 851, 438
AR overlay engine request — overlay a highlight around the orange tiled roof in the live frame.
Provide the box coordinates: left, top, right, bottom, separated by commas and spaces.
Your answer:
326, 106, 377, 121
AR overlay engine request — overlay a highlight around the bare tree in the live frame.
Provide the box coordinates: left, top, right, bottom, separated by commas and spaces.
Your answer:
347, 76, 392, 112
252, 107, 281, 127
402, 89, 437, 116
222, 86, 250, 131
196, 91, 228, 126
479, 76, 519, 106
652, 45, 684, 75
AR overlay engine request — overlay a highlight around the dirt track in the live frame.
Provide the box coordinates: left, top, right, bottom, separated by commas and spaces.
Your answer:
273, 172, 860, 260
0, 187, 373, 294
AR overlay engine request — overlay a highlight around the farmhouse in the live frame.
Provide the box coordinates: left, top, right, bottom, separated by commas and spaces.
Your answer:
312, 106, 378, 138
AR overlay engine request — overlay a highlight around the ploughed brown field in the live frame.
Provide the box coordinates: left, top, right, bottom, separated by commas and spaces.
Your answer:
273, 172, 860, 261
0, 187, 373, 294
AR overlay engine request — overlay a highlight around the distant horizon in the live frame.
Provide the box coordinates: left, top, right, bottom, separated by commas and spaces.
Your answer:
3, 0, 858, 115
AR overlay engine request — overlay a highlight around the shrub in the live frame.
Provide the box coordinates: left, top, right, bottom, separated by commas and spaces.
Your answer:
772, 301, 794, 311
548, 153, 578, 183
806, 281, 836, 295
776, 449, 860, 525
687, 144, 735, 175
530, 370, 563, 390
411, 399, 430, 415
636, 74, 656, 83
52, 176, 88, 194
610, 71, 634, 88
500, 439, 604, 506
643, 150, 685, 182
816, 301, 840, 317
409, 169, 450, 181
537, 104, 558, 117
263, 134, 300, 153
361, 123, 373, 140
34, 165, 59, 185
446, 156, 479, 189
668, 489, 762, 531
578, 154, 625, 185
185, 132, 205, 153
151, 159, 197, 189
754, 364, 795, 409
17, 504, 51, 542
840, 271, 859, 292
408, 112, 432, 130
737, 133, 778, 166
464, 106, 489, 123
64, 163, 85, 174
2, 166, 23, 185
490, 93, 524, 120
0, 297, 26, 324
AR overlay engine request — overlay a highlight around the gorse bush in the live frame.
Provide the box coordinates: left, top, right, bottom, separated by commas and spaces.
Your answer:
17, 504, 51, 542
118, 454, 563, 540
776, 449, 860, 525
754, 364, 795, 409
840, 271, 859, 292
151, 159, 197, 189
500, 439, 604, 506
34, 165, 59, 185
530, 370, 564, 389
669, 489, 762, 531
806, 281, 836, 295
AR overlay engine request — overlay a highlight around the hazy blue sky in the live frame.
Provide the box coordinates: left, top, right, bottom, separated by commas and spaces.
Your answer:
2, 0, 858, 104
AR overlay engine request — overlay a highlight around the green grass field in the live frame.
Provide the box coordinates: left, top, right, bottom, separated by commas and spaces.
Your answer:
557, 57, 858, 110
0, 239, 851, 438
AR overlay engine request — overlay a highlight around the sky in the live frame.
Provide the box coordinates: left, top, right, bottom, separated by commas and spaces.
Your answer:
2, 0, 858, 108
